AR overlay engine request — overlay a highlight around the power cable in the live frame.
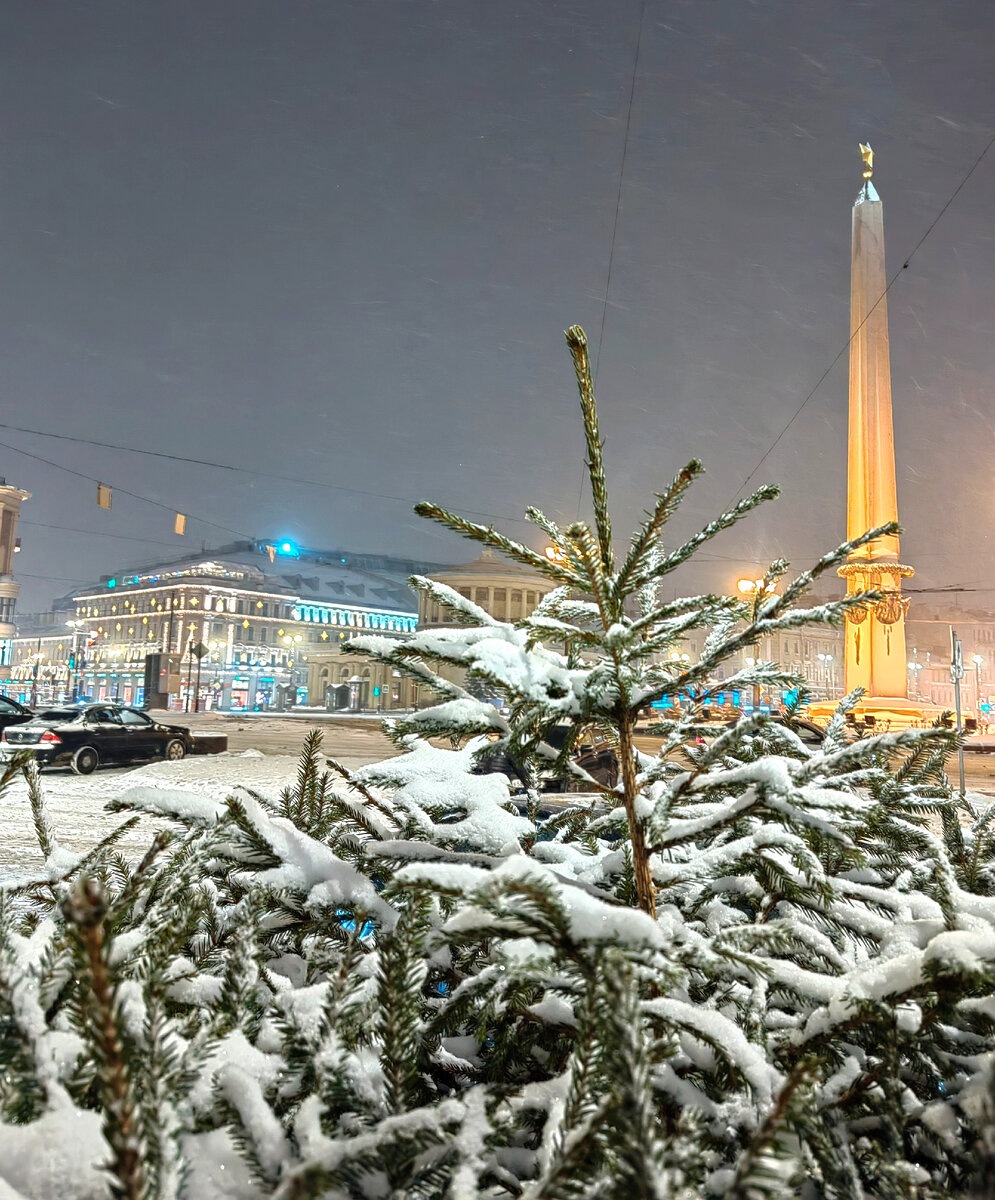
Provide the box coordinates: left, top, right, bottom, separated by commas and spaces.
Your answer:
576, 0, 646, 519
728, 129, 995, 509
19, 519, 191, 549
0, 424, 531, 528
18, 571, 97, 585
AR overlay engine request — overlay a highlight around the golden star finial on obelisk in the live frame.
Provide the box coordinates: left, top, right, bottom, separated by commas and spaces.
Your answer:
859, 142, 874, 179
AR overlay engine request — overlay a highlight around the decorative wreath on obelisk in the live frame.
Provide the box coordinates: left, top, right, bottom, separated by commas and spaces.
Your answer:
838, 562, 914, 625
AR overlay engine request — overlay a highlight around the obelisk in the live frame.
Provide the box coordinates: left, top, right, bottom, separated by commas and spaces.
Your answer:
838, 144, 913, 707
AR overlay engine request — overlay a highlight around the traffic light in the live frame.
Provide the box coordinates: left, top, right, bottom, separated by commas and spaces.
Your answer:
67, 654, 76, 669
372, 686, 381, 697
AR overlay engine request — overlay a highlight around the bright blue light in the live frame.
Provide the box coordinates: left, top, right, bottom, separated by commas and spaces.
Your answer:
107, 578, 116, 588
276, 540, 299, 557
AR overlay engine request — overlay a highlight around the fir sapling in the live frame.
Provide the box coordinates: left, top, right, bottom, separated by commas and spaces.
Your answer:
1, 326, 995, 1197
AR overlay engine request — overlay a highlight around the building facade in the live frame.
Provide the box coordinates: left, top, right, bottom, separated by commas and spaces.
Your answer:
4, 542, 433, 711
905, 608, 995, 718
0, 479, 29, 673
304, 547, 558, 706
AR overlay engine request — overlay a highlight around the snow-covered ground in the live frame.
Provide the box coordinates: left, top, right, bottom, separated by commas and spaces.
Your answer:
0, 750, 373, 883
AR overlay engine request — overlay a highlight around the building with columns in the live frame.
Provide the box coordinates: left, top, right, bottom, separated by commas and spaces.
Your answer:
304, 547, 558, 706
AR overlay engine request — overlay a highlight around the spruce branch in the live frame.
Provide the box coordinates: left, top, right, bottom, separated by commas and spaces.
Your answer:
412, 500, 588, 587
63, 876, 146, 1200
565, 324, 614, 576
614, 459, 704, 598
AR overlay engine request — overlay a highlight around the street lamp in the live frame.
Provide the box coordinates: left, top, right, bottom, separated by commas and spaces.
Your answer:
283, 634, 304, 705
817, 652, 835, 698
907, 659, 924, 701
737, 578, 776, 711
973, 654, 984, 719
65, 619, 95, 701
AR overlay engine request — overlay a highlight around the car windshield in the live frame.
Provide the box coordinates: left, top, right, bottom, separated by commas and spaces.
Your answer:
35, 710, 79, 723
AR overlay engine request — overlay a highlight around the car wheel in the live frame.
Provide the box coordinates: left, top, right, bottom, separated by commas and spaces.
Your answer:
164, 738, 186, 762
71, 746, 99, 776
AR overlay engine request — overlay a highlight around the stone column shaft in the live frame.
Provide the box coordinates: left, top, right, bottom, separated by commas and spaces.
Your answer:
841, 177, 911, 700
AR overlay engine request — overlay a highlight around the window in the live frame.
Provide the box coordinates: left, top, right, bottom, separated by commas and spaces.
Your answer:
87, 708, 120, 724
526, 591, 536, 610
511, 590, 522, 618
0, 697, 21, 714
493, 588, 507, 619
475, 588, 490, 608
118, 709, 152, 727
259, 628, 267, 643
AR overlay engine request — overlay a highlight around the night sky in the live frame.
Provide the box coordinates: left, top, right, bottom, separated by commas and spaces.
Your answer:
2, 1, 994, 612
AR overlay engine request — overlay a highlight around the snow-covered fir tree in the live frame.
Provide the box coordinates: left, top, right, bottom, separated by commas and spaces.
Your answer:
1, 325, 995, 1199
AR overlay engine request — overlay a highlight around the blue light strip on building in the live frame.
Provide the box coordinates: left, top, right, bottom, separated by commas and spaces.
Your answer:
290, 604, 417, 634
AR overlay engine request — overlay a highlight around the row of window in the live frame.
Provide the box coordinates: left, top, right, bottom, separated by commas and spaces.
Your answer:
79, 595, 412, 629
423, 587, 542, 625
293, 605, 416, 632
80, 596, 296, 620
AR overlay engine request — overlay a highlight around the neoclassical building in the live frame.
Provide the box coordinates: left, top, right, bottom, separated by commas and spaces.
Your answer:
306, 548, 557, 708
6, 541, 432, 711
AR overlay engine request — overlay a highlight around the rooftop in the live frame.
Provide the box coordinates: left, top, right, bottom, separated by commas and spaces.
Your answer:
62, 541, 454, 615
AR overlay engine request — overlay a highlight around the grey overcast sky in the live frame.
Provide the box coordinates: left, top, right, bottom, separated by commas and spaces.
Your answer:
2, 0, 994, 611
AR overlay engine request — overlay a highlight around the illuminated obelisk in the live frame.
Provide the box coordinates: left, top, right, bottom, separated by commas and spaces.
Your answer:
838, 144, 914, 711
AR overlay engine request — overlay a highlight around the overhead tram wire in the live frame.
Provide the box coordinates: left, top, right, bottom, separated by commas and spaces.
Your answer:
19, 518, 199, 550
0, 433, 253, 542
0, 424, 530, 529
726, 129, 995, 512
575, 0, 646, 520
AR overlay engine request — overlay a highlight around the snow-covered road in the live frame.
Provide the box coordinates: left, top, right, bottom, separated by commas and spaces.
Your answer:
0, 751, 373, 883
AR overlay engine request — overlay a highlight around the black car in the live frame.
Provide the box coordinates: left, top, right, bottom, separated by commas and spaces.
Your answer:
473, 724, 619, 793
0, 694, 33, 737
0, 704, 193, 774
719, 714, 858, 748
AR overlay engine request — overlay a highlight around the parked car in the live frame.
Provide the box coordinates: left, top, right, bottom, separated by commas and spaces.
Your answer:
0, 695, 33, 738
0, 704, 193, 774
473, 723, 619, 793
721, 714, 860, 748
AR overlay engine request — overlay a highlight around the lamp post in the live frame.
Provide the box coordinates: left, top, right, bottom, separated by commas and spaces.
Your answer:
65, 619, 93, 701
973, 654, 984, 721
907, 659, 924, 701
184, 622, 197, 713
737, 578, 776, 711
817, 652, 835, 699
283, 634, 303, 706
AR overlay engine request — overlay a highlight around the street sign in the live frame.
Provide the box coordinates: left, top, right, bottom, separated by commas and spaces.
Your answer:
191, 641, 209, 660
951, 629, 964, 681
